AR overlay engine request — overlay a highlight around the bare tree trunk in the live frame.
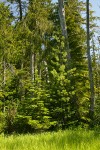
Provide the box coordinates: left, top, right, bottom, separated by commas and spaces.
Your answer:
18, 0, 24, 100
86, 0, 95, 121
3, 59, 6, 88
58, 0, 70, 60
38, 50, 42, 78
97, 43, 100, 98
2, 56, 6, 113
30, 52, 36, 81
18, 0, 22, 21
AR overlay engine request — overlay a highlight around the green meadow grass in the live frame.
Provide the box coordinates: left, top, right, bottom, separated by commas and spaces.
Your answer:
0, 129, 100, 150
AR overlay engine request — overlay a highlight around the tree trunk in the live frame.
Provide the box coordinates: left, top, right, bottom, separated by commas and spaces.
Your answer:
86, 0, 95, 121
58, 0, 70, 60
2, 57, 6, 113
30, 52, 36, 81
18, 0, 22, 21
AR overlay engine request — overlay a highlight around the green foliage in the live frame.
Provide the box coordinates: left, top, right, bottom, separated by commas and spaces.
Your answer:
0, 0, 99, 133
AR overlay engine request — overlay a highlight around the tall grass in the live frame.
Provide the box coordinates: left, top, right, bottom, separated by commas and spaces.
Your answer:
0, 129, 100, 150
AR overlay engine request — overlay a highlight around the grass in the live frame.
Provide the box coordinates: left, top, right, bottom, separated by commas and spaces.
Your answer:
0, 129, 100, 150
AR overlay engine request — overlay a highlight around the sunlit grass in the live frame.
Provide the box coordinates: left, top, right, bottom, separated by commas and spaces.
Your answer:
0, 129, 100, 150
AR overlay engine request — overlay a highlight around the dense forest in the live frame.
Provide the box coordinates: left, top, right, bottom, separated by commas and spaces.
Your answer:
0, 0, 100, 134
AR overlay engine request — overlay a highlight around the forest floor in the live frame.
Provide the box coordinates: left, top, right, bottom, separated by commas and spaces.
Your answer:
0, 129, 100, 150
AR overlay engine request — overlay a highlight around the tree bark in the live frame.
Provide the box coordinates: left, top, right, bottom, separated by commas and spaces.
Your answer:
30, 52, 36, 81
86, 0, 95, 121
18, 0, 22, 21
2, 57, 6, 113
58, 0, 70, 60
